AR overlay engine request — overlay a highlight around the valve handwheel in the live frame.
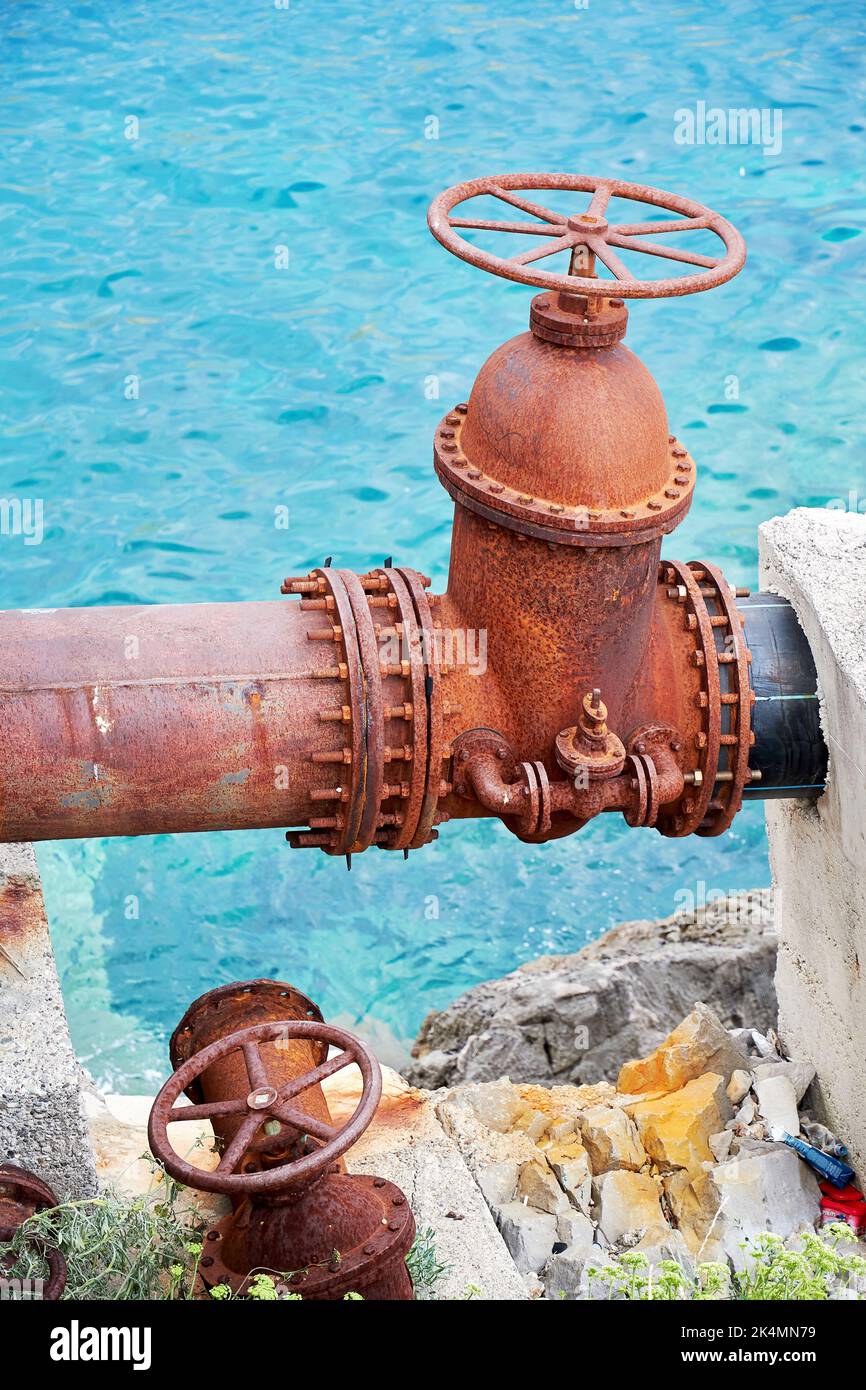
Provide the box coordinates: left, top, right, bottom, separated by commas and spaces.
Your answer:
428, 173, 745, 298
148, 1020, 381, 1196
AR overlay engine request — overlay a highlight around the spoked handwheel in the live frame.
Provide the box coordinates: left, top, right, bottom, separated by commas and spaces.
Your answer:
427, 173, 745, 299
148, 1020, 381, 1196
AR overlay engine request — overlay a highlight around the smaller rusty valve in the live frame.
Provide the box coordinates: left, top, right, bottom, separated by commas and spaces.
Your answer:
148, 1017, 415, 1300
555, 688, 627, 784
169, 978, 336, 1168
0, 1163, 67, 1300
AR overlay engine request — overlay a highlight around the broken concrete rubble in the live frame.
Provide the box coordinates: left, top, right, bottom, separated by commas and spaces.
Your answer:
711, 1142, 822, 1272
546, 1141, 592, 1213
516, 1157, 571, 1215
726, 1069, 752, 1105
577, 1104, 646, 1174
594, 1169, 665, 1244
752, 1058, 816, 1104
754, 1074, 800, 1138
495, 1201, 558, 1275
430, 999, 839, 1298
662, 1168, 721, 1256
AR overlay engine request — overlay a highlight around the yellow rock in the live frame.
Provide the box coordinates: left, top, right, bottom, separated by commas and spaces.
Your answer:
594, 1170, 665, 1244
662, 1168, 721, 1254
516, 1157, 570, 1214
631, 1073, 732, 1177
577, 1104, 646, 1174
617, 1002, 749, 1096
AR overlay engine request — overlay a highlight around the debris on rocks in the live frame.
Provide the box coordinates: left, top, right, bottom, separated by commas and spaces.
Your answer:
802, 1117, 849, 1157
432, 999, 858, 1298
775, 1130, 856, 1189
819, 1182, 866, 1237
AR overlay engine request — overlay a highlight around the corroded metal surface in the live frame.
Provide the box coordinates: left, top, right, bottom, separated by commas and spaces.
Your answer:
282, 565, 443, 858
149, 1015, 415, 1301
0, 1163, 67, 1300
427, 172, 746, 298
434, 389, 695, 545
169, 980, 334, 1170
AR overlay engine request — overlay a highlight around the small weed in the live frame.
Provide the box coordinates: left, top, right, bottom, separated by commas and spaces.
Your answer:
585, 1224, 866, 1301
406, 1226, 451, 1299
0, 1161, 204, 1300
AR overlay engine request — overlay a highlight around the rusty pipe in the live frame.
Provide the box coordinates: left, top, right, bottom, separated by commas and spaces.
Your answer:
0, 600, 354, 841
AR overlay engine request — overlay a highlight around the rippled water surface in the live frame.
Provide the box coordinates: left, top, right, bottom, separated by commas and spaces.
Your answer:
1, 1, 863, 1089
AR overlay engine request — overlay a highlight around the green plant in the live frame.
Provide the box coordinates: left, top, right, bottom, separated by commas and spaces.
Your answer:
587, 1252, 694, 1301
406, 1226, 451, 1299
208, 1274, 361, 1301
585, 1223, 866, 1302
0, 1164, 204, 1300
735, 1225, 866, 1300
0, 1168, 451, 1302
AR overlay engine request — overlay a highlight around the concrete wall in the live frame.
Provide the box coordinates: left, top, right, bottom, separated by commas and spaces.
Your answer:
760, 508, 866, 1180
0, 842, 97, 1197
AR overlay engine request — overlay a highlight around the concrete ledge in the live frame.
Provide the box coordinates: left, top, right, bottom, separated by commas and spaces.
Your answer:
0, 843, 97, 1197
760, 508, 866, 1181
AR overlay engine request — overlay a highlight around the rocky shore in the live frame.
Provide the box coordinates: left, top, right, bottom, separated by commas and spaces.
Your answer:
84, 888, 860, 1300
409, 889, 777, 1090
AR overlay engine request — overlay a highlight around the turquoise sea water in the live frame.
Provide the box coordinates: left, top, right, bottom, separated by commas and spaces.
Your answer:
1, 1, 863, 1090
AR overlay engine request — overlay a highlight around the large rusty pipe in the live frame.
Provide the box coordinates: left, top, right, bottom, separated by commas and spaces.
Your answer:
0, 600, 331, 841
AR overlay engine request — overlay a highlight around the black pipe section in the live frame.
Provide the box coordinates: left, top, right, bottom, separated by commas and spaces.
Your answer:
740, 592, 828, 799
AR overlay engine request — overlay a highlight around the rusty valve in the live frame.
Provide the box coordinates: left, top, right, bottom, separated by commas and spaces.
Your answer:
148, 1019, 415, 1299
0, 1164, 67, 1300
555, 688, 626, 783
0, 170, 827, 853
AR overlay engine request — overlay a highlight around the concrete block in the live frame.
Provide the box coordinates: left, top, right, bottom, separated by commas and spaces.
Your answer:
712, 1141, 821, 1272
0, 843, 97, 1197
325, 1067, 528, 1300
760, 508, 866, 1181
